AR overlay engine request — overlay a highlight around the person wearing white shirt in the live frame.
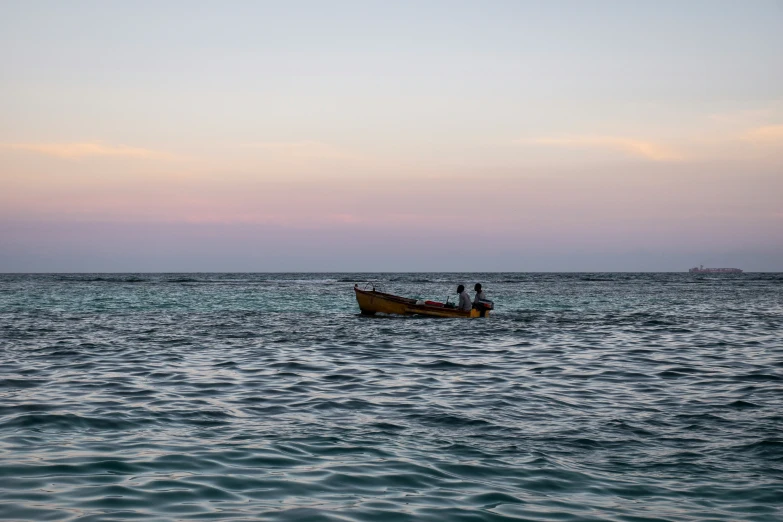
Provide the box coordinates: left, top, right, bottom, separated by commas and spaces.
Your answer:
457, 285, 472, 311
473, 283, 486, 305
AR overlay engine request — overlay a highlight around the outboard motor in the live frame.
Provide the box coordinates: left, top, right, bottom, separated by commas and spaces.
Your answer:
476, 299, 494, 311
474, 299, 494, 317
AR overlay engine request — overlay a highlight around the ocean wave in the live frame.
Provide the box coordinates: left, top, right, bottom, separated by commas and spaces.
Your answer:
0, 272, 780, 521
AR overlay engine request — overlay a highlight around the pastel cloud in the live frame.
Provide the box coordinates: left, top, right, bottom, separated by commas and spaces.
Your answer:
742, 124, 783, 144
526, 136, 682, 162
236, 141, 359, 161
0, 142, 163, 159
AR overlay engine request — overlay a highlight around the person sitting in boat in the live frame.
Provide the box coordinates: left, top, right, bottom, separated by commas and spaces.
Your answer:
457, 285, 472, 311
473, 283, 486, 305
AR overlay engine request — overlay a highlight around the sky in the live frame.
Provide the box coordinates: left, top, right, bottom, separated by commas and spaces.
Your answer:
1, 0, 782, 272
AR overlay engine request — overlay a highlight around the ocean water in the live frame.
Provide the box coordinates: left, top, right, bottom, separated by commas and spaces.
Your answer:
0, 273, 781, 521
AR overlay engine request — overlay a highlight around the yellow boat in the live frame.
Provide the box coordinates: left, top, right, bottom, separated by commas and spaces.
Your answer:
354, 285, 489, 318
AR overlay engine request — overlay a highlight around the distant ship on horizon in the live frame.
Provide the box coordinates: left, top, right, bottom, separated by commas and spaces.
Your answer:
689, 265, 743, 274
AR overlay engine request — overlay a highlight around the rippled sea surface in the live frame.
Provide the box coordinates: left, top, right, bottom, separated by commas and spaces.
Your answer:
1, 273, 781, 521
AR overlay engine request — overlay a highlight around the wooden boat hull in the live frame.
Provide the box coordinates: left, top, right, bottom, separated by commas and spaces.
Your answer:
354, 286, 487, 318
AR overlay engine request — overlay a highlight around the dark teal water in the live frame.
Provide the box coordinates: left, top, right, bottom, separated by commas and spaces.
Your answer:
1, 273, 781, 521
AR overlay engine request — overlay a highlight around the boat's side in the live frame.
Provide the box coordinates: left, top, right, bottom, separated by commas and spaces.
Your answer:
354, 287, 487, 318
409, 302, 484, 318
354, 288, 411, 315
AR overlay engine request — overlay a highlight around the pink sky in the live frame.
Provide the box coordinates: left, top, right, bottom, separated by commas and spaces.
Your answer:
1, 2, 782, 271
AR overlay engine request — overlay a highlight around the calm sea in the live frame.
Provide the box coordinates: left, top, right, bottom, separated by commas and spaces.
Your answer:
0, 273, 781, 521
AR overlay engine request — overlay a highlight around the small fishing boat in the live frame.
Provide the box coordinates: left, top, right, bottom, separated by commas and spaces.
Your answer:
354, 285, 490, 318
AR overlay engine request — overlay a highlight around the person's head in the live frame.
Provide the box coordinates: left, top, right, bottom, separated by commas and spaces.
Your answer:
474, 283, 482, 292
457, 285, 465, 294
